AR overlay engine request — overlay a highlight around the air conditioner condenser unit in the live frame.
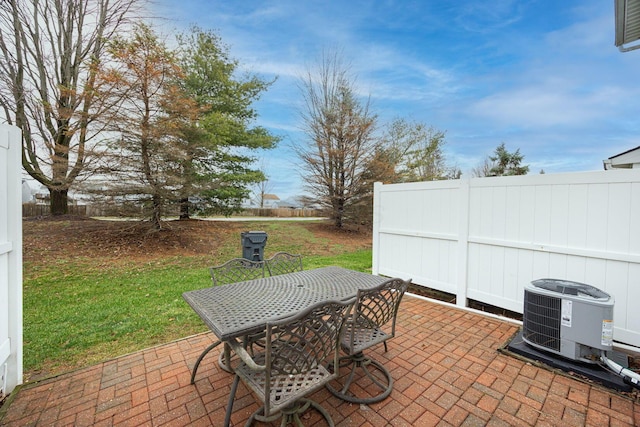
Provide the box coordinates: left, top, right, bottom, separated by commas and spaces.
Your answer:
522, 278, 614, 363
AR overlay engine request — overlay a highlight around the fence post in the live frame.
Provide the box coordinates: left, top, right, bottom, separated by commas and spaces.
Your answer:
456, 179, 470, 308
372, 182, 382, 275
0, 125, 23, 395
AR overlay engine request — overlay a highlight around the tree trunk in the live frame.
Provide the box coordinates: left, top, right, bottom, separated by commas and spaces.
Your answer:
50, 188, 69, 215
179, 198, 190, 220
333, 201, 344, 228
151, 195, 162, 230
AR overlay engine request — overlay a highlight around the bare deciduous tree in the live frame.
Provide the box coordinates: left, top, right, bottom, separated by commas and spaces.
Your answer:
296, 51, 377, 228
471, 157, 494, 177
379, 118, 457, 182
251, 159, 272, 208
0, 0, 143, 215
353, 119, 460, 226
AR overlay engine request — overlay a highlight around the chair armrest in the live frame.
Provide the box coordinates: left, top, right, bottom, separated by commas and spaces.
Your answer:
228, 338, 266, 371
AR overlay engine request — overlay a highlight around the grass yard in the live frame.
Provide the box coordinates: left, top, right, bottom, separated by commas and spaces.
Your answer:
22, 217, 372, 382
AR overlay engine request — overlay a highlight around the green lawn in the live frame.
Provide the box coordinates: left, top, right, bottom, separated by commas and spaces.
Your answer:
22, 220, 372, 380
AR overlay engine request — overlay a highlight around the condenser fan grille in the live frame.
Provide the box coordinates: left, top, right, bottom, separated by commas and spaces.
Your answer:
523, 291, 561, 351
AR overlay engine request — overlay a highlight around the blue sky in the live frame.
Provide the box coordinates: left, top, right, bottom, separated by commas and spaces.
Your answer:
153, 0, 640, 201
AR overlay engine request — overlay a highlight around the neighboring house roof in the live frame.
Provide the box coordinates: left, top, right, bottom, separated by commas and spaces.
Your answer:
603, 145, 640, 170
22, 180, 34, 203
263, 194, 280, 201
276, 200, 299, 209
615, 0, 640, 52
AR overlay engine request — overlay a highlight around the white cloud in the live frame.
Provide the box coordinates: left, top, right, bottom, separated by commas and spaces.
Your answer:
453, 0, 524, 33
467, 84, 629, 129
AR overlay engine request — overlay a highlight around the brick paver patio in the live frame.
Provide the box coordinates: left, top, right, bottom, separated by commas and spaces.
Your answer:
1, 295, 638, 426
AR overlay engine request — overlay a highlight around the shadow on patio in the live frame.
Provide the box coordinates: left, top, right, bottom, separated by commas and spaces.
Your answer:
1, 295, 638, 426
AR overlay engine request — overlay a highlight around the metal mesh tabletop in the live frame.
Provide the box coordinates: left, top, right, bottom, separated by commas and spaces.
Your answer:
183, 266, 389, 341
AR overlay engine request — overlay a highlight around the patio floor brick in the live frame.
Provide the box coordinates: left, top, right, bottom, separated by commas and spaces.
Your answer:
1, 294, 638, 426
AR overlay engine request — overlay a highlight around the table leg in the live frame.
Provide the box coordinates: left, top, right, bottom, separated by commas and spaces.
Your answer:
218, 342, 233, 373
190, 339, 222, 384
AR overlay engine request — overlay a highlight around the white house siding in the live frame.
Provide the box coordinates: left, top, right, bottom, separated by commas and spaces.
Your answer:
372, 170, 640, 348
604, 146, 640, 169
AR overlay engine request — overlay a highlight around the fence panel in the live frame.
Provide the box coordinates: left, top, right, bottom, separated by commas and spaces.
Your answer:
373, 180, 461, 295
373, 170, 640, 348
0, 125, 23, 396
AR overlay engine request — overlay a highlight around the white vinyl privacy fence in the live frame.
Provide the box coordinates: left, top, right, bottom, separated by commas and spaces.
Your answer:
372, 170, 640, 348
0, 125, 22, 396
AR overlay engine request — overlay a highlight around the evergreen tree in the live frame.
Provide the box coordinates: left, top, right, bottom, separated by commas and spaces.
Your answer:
174, 27, 279, 218
487, 143, 529, 176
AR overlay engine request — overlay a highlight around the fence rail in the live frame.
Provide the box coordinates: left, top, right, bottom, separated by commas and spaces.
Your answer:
372, 170, 640, 348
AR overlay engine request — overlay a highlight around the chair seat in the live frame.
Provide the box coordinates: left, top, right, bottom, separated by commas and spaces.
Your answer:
341, 325, 390, 354
235, 352, 333, 414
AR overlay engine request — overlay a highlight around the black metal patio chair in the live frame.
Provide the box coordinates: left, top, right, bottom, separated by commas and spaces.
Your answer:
326, 277, 411, 404
224, 298, 354, 427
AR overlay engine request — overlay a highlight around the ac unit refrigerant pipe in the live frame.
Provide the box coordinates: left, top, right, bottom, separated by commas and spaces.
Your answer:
600, 353, 640, 389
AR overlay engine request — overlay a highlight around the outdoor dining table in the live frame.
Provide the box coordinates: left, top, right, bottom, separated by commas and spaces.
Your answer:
183, 266, 390, 343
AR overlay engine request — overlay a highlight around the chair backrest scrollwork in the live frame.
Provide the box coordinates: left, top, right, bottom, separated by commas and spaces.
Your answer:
262, 299, 353, 415
265, 252, 303, 276
209, 257, 266, 286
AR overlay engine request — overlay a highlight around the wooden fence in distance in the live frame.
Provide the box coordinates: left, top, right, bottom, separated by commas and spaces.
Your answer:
22, 204, 87, 217
238, 208, 324, 218
23, 204, 324, 219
